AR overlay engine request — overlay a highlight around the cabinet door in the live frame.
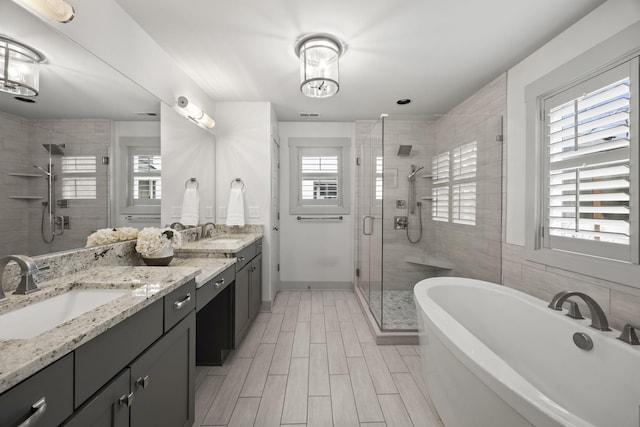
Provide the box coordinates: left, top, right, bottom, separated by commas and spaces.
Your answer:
249, 253, 262, 319
62, 369, 130, 427
130, 311, 195, 427
0, 353, 73, 427
234, 263, 251, 346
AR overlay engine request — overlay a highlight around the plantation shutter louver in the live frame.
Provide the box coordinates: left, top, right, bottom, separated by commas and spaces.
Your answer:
299, 148, 342, 206
452, 141, 477, 225
432, 152, 450, 221
543, 61, 637, 262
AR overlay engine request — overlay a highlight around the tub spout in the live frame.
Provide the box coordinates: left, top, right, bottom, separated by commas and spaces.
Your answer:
548, 291, 610, 331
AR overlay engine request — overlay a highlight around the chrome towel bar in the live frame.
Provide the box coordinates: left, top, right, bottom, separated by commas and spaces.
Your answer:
297, 216, 343, 221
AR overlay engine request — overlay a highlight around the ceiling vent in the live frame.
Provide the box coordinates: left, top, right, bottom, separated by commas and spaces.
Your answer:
135, 112, 159, 117
298, 112, 321, 119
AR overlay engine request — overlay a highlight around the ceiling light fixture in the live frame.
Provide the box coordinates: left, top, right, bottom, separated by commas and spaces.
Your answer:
294, 33, 344, 99
12, 0, 75, 23
177, 96, 215, 129
0, 35, 45, 97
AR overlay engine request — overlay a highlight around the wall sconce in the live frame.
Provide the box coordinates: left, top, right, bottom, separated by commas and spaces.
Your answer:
294, 33, 344, 99
12, 0, 75, 23
177, 96, 215, 129
0, 35, 45, 97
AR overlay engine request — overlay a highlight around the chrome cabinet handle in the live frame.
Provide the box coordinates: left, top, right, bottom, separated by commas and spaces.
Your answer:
17, 397, 46, 427
173, 293, 192, 310
273, 226, 279, 231
215, 278, 225, 288
238, 256, 246, 261
136, 375, 150, 389
119, 393, 134, 408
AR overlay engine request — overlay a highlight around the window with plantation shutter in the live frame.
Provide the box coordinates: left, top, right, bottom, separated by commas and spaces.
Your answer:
452, 141, 477, 225
289, 137, 351, 215
542, 61, 636, 262
129, 149, 161, 208
432, 152, 450, 221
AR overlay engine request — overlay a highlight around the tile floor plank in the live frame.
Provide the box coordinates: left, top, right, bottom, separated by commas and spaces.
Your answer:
309, 343, 330, 396
254, 375, 288, 427
262, 313, 285, 344
377, 394, 414, 427
282, 305, 299, 332
240, 343, 276, 397
235, 320, 267, 358
308, 396, 333, 427
203, 357, 252, 425
392, 372, 441, 426
311, 291, 324, 314
228, 397, 260, 427
335, 299, 352, 323
269, 331, 295, 375
402, 355, 429, 400
347, 357, 384, 423
326, 331, 349, 375
310, 313, 327, 344
333, 291, 346, 301
292, 321, 311, 358
272, 291, 289, 314
395, 345, 418, 356
288, 291, 301, 306
350, 311, 375, 343
330, 374, 359, 427
340, 322, 363, 358
298, 298, 312, 322
194, 374, 224, 426
379, 346, 409, 373
361, 343, 397, 394
324, 305, 340, 332
345, 292, 362, 314
323, 291, 335, 306
282, 357, 309, 424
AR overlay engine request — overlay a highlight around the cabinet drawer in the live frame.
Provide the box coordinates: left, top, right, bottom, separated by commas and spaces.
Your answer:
235, 244, 255, 271
0, 352, 73, 427
164, 279, 196, 332
197, 266, 235, 312
75, 299, 163, 407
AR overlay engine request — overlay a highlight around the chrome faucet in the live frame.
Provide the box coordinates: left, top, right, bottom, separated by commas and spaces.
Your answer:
169, 222, 185, 230
201, 222, 216, 238
618, 324, 640, 345
0, 255, 40, 300
548, 291, 610, 331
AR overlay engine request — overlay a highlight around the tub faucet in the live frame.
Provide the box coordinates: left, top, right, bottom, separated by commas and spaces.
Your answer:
548, 291, 610, 331
0, 255, 40, 300
617, 324, 640, 345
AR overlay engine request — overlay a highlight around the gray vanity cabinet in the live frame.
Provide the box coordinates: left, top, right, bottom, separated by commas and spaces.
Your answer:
234, 240, 263, 346
0, 353, 73, 427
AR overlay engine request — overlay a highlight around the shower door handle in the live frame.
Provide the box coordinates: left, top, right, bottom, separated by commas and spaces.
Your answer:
362, 216, 374, 235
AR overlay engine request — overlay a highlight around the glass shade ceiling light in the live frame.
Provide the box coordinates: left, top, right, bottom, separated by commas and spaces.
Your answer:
294, 33, 344, 99
0, 35, 45, 97
177, 96, 215, 129
12, 0, 75, 23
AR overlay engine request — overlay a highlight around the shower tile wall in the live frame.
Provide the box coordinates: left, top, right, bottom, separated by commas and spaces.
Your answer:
28, 119, 111, 255
431, 74, 506, 283
0, 112, 111, 257
0, 112, 32, 256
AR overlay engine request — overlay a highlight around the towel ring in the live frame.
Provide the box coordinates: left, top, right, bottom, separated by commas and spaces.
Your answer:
230, 178, 245, 190
185, 178, 199, 189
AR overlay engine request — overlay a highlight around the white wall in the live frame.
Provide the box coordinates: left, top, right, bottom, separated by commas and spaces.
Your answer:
279, 122, 355, 289
506, 0, 640, 245
161, 104, 216, 227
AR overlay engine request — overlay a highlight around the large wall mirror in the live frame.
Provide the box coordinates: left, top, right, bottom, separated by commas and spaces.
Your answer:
0, 1, 162, 257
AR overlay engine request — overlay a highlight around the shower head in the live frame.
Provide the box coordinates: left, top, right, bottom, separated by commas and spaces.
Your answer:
42, 144, 65, 156
33, 165, 51, 176
398, 145, 412, 156
408, 165, 425, 181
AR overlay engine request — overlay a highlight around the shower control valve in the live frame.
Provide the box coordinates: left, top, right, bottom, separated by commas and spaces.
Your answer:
394, 216, 409, 229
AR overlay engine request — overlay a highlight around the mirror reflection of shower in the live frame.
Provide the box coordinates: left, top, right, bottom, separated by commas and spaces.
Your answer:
406, 164, 423, 243
36, 143, 66, 243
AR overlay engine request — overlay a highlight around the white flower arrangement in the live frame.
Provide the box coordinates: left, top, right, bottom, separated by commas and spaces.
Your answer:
135, 227, 182, 257
86, 227, 140, 247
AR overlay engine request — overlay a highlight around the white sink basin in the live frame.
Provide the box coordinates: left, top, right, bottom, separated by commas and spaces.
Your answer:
0, 288, 129, 340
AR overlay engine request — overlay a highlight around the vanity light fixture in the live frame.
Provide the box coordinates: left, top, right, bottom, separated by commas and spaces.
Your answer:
0, 35, 45, 97
294, 33, 344, 99
177, 96, 215, 129
12, 0, 75, 23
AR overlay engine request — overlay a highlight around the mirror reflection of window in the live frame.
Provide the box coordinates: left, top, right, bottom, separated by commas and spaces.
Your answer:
61, 156, 97, 199
128, 149, 161, 207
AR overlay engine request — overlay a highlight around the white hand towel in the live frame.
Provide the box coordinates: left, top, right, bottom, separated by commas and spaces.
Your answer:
226, 188, 245, 226
180, 187, 200, 226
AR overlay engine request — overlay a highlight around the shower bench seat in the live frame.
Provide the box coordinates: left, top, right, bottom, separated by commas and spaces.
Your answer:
405, 254, 453, 270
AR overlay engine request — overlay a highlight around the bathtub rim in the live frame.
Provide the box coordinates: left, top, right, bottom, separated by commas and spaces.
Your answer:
414, 277, 598, 427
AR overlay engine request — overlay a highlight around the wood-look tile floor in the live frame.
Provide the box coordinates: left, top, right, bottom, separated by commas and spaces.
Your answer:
194, 290, 444, 427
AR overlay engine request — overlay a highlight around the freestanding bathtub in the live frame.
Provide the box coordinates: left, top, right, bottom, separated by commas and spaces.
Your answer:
414, 277, 640, 427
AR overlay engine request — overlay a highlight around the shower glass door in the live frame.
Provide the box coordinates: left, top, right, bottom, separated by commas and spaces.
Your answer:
358, 120, 384, 328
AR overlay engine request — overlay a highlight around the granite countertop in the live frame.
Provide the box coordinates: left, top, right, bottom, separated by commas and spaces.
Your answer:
176, 232, 263, 255
169, 257, 236, 288
0, 266, 200, 394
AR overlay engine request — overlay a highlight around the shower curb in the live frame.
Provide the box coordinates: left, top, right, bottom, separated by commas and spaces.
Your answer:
354, 286, 419, 345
